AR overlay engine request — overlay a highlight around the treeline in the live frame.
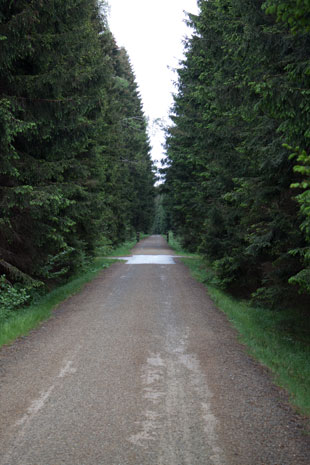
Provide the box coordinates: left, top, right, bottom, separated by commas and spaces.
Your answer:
0, 0, 155, 311
152, 190, 169, 234
164, 0, 310, 309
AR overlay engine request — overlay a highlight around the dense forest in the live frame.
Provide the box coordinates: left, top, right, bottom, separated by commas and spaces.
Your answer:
0, 0, 155, 312
163, 0, 310, 309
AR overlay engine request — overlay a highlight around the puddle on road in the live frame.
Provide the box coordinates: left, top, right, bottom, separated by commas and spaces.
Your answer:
113, 255, 176, 265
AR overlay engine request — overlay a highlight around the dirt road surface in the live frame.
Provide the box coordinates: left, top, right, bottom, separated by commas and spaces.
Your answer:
0, 235, 309, 464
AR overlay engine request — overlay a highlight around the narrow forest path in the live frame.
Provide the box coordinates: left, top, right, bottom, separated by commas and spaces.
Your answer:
0, 236, 309, 465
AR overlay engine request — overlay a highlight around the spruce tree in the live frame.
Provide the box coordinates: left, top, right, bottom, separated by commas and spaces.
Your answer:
164, 0, 310, 308
0, 0, 155, 301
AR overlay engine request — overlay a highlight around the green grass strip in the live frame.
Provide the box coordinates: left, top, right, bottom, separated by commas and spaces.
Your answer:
168, 234, 310, 416
108, 238, 138, 256
0, 237, 140, 348
166, 232, 199, 258
181, 256, 310, 416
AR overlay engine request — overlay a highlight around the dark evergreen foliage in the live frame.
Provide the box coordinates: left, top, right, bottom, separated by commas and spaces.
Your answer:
164, 0, 310, 309
152, 190, 169, 235
0, 0, 155, 305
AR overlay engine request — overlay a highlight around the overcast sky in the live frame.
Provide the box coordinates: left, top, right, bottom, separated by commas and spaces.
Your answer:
108, 0, 199, 165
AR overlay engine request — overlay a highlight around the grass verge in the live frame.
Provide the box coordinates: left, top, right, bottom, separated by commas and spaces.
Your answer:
0, 237, 139, 348
169, 236, 310, 416
108, 237, 139, 256
183, 257, 310, 416
166, 232, 199, 258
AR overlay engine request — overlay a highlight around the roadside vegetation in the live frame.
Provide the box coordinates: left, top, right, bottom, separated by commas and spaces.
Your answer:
163, 0, 310, 310
162, 0, 310, 416
0, 237, 141, 348
109, 236, 147, 257
167, 232, 199, 258
169, 235, 310, 416
0, 0, 155, 332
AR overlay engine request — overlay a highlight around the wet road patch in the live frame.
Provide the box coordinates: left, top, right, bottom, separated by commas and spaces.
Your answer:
114, 255, 176, 265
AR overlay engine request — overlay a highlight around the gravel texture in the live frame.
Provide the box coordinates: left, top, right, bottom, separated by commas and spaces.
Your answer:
0, 235, 309, 464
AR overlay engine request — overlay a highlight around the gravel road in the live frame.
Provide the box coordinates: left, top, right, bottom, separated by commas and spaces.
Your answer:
0, 235, 309, 464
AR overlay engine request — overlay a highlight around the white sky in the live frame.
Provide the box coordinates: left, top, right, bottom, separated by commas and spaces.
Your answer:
108, 0, 199, 166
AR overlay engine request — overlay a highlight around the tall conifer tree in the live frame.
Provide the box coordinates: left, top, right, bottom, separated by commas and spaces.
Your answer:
0, 0, 155, 299
164, 0, 310, 308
